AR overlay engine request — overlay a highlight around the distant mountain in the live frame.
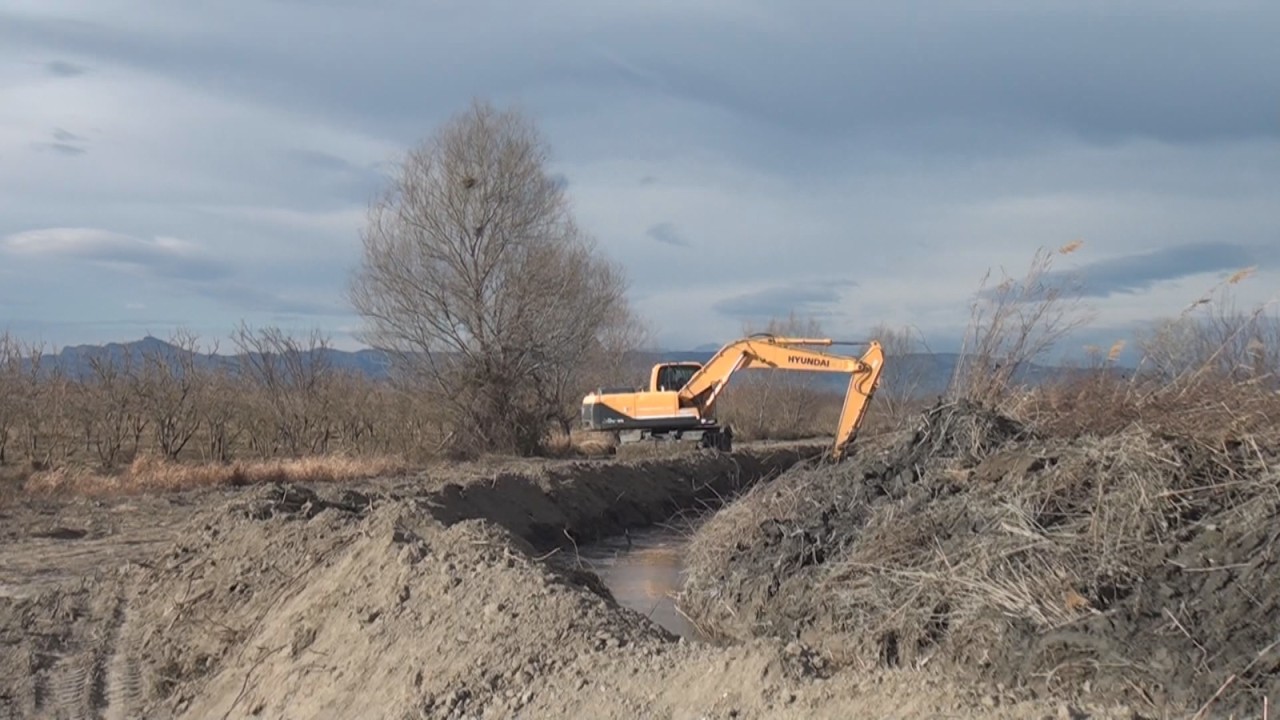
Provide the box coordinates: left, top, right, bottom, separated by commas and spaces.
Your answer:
22, 336, 1107, 398
22, 336, 394, 381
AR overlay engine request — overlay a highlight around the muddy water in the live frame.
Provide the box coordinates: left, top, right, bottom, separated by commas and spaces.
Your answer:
576, 524, 704, 641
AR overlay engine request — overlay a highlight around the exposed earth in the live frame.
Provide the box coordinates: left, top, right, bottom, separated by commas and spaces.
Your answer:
1, 417, 1269, 719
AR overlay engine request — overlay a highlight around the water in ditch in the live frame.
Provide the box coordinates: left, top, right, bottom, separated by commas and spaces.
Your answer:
574, 522, 705, 641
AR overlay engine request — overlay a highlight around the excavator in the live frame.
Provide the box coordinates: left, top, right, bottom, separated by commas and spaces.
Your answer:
580, 334, 884, 461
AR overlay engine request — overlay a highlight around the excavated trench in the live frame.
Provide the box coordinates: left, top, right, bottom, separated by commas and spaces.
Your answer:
567, 519, 708, 641
0, 444, 830, 719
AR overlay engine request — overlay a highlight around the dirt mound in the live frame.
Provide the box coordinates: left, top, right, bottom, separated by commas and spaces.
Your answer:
679, 399, 1280, 717
72, 483, 683, 718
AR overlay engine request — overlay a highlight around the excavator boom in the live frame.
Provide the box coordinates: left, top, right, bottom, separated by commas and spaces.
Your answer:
676, 335, 884, 459
580, 333, 885, 460
832, 341, 884, 459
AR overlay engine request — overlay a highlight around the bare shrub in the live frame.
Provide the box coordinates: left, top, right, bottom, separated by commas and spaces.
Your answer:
349, 99, 644, 457
948, 242, 1093, 406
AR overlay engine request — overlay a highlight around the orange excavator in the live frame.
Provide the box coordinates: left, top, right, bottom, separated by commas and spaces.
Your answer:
580, 334, 885, 461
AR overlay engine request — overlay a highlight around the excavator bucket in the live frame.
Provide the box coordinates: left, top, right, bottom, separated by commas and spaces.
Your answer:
831, 341, 884, 461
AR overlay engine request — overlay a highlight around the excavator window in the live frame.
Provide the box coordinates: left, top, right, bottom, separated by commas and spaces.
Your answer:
657, 364, 698, 392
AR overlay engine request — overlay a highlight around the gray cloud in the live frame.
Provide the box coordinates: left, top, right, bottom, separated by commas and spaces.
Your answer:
3, 228, 233, 282
2, 2, 1278, 355
285, 149, 364, 173
988, 242, 1272, 301
8, 3, 1275, 162
36, 128, 89, 156
44, 59, 87, 77
646, 222, 689, 248
40, 142, 87, 156
713, 284, 845, 321
193, 281, 345, 317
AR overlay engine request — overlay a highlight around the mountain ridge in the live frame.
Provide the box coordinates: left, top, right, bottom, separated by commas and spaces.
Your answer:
13, 335, 1105, 397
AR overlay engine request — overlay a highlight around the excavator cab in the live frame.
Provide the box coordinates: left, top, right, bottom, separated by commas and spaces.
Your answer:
653, 362, 700, 392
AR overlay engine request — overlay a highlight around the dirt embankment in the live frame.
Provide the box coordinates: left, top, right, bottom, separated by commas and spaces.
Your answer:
0, 445, 829, 719
418, 445, 815, 549
680, 400, 1280, 718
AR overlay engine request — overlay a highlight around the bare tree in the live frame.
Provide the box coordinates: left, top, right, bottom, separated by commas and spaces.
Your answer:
139, 330, 206, 460
0, 333, 19, 464
76, 349, 145, 468
197, 360, 244, 463
16, 342, 66, 469
231, 324, 336, 457
349, 99, 643, 456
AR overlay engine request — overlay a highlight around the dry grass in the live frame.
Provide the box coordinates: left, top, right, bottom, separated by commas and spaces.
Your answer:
21, 453, 409, 497
948, 241, 1093, 406
1008, 274, 1280, 445
941, 242, 1278, 448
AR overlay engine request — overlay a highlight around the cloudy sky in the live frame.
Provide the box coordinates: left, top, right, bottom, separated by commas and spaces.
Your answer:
2, 1, 1277, 358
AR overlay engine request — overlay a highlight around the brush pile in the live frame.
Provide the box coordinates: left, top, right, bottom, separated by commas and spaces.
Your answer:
679, 398, 1280, 716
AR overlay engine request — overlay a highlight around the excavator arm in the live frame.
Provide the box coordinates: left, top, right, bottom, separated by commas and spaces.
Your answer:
677, 335, 885, 460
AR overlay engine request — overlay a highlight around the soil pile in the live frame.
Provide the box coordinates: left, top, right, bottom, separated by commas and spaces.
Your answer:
112, 484, 693, 718
679, 399, 1280, 716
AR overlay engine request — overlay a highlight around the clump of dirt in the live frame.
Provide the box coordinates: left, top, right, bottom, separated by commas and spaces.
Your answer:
679, 399, 1280, 717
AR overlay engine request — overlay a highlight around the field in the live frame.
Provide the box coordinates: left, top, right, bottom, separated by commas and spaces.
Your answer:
3, 249, 1278, 719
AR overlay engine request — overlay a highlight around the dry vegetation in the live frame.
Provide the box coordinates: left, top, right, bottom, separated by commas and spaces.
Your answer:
0, 326, 429, 497
680, 243, 1280, 716
941, 241, 1279, 446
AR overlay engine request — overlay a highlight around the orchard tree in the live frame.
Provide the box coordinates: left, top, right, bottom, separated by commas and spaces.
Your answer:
349, 99, 645, 456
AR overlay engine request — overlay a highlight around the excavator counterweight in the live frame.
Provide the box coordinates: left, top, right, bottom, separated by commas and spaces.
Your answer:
581, 334, 884, 460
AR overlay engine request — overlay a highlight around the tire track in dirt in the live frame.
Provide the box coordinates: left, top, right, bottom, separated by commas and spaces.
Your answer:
102, 598, 144, 720
18, 587, 135, 720
40, 645, 96, 718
